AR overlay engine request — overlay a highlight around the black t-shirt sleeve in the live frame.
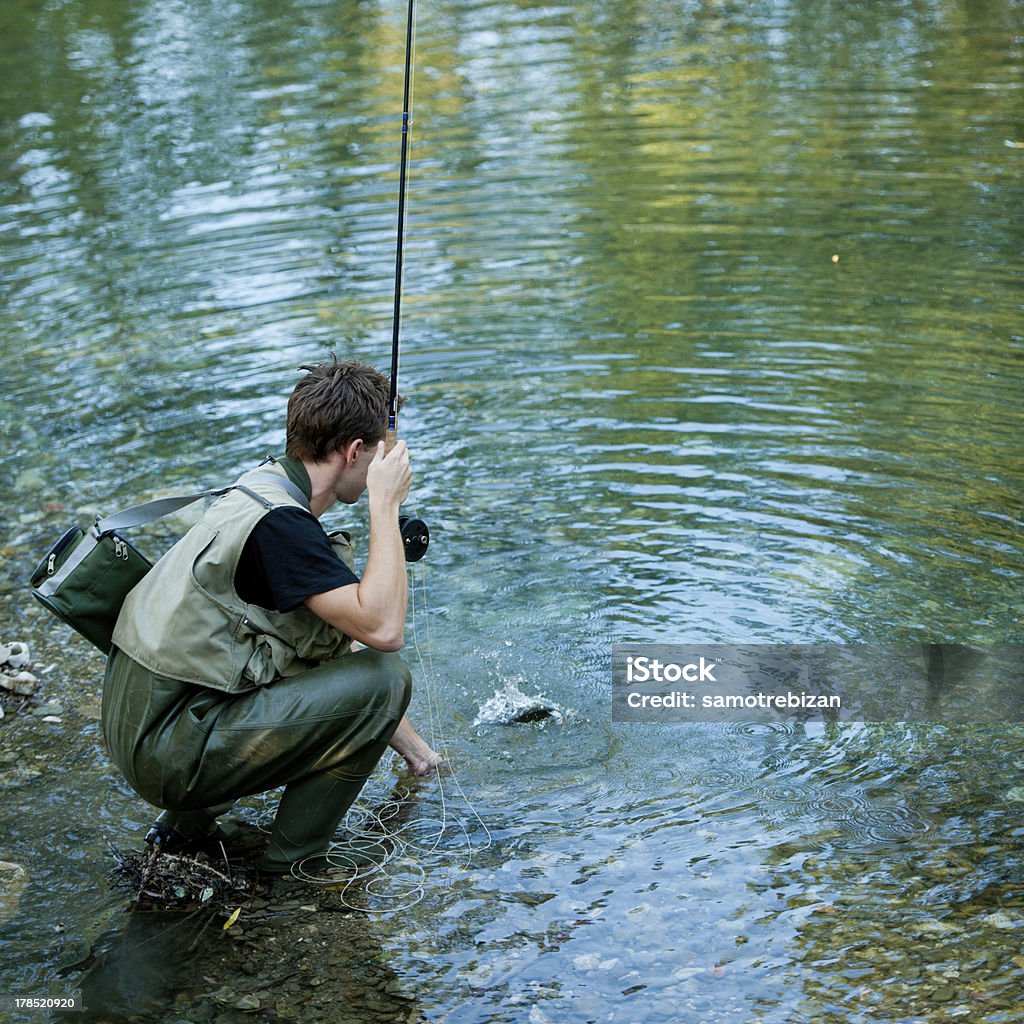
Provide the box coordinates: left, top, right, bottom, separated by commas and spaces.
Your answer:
235, 506, 359, 613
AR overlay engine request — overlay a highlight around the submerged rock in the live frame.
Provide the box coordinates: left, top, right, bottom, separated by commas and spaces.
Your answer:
0, 861, 29, 924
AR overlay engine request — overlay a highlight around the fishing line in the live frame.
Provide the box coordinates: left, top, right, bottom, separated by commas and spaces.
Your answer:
247, 568, 492, 910
260, 3, 487, 910
282, 564, 490, 911
410, 563, 492, 852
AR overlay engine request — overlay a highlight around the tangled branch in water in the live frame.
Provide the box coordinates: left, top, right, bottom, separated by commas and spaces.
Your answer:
109, 844, 255, 909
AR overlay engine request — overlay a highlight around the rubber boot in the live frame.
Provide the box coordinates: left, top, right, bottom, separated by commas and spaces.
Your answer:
145, 802, 237, 851
257, 740, 389, 876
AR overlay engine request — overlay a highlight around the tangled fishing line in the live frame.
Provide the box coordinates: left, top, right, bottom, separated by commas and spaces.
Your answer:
252, 564, 491, 911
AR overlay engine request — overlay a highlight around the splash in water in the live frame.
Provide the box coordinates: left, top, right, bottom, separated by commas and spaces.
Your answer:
473, 678, 567, 726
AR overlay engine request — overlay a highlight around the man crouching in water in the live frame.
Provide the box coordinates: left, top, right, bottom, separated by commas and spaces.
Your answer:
102, 357, 443, 877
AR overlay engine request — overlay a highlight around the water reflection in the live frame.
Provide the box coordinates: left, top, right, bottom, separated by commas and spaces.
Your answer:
2, 0, 1023, 1020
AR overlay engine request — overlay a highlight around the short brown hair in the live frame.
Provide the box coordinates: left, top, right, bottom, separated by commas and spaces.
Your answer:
285, 357, 399, 463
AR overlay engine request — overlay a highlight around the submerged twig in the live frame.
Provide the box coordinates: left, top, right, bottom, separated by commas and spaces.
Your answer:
109, 844, 254, 910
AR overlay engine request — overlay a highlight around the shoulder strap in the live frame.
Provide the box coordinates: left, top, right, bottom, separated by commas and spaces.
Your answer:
242, 473, 312, 512
94, 469, 311, 537
95, 488, 236, 535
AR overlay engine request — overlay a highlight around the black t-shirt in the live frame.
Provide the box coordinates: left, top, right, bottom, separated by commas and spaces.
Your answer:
235, 506, 359, 612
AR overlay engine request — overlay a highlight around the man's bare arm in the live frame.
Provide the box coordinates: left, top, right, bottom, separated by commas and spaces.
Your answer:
390, 715, 448, 775
306, 440, 411, 650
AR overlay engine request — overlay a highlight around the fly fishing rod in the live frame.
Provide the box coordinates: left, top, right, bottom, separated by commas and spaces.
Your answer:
388, 0, 429, 563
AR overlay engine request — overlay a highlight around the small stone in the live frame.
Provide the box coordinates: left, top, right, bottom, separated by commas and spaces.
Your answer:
41, 716, 63, 724
1, 672, 39, 696
0, 861, 29, 887
15, 469, 46, 491
672, 967, 705, 981
32, 702, 63, 717
982, 911, 1019, 930
6, 643, 30, 670
1005, 787, 1024, 802
915, 920, 960, 936
234, 994, 261, 1011
384, 980, 413, 999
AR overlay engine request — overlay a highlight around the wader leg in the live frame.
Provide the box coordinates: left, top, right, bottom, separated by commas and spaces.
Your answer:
104, 647, 411, 870
256, 737, 391, 874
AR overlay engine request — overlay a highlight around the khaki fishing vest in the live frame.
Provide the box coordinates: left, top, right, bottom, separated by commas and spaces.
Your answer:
111, 461, 354, 692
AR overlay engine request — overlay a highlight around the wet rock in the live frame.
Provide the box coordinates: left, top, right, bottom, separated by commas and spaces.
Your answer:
3, 671, 39, 696
2, 642, 31, 670
914, 920, 961, 937
982, 911, 1020, 930
31, 701, 63, 717
15, 469, 46, 491
0, 861, 30, 924
672, 967, 706, 982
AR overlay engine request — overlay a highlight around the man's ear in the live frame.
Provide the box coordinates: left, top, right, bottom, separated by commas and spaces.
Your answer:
340, 437, 364, 467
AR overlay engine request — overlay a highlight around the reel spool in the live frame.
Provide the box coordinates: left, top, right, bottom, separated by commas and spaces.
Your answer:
399, 515, 429, 562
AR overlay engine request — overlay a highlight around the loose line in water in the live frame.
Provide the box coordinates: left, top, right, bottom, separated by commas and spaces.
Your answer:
256, 563, 491, 911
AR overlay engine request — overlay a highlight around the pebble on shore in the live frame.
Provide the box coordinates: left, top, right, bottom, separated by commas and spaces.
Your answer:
1, 641, 39, 714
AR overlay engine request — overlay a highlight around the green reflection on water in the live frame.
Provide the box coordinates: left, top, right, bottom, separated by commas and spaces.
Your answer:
1, 0, 1022, 1021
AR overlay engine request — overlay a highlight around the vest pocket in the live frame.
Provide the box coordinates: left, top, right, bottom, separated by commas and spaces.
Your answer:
238, 619, 313, 687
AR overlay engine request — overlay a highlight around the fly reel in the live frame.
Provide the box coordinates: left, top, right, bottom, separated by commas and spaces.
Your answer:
399, 515, 429, 562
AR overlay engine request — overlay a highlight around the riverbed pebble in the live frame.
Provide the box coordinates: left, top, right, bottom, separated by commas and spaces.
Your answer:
1, 642, 31, 671
2, 671, 39, 696
31, 702, 63, 718
0, 861, 29, 924
1, 642, 38, 702
982, 911, 1020, 930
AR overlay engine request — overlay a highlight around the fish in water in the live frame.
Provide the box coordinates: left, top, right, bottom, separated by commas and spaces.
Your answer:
474, 680, 566, 726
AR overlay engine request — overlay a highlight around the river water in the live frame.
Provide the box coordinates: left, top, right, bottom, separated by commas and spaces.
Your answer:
2, 0, 1023, 1021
